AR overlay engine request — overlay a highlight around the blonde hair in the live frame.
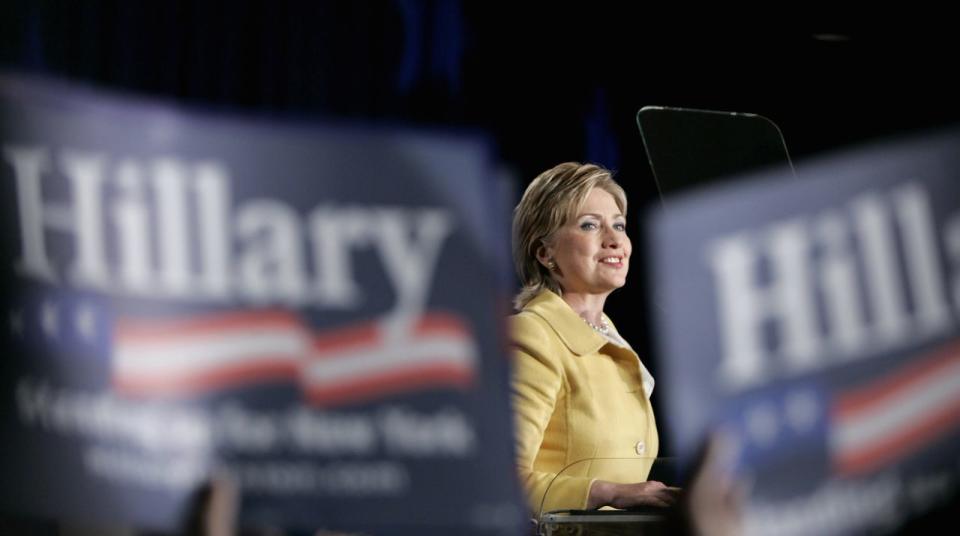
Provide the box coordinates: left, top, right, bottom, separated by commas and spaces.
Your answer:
512, 162, 627, 310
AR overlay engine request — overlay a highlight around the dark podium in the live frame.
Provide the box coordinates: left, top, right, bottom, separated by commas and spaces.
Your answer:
533, 457, 678, 536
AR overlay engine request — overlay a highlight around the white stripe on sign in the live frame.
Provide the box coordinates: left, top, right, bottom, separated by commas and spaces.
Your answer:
832, 356, 960, 456
303, 335, 476, 385
115, 327, 308, 375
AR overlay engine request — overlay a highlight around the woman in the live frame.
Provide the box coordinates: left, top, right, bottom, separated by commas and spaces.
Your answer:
510, 162, 680, 516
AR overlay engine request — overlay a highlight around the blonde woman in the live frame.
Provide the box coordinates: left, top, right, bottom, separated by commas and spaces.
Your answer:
510, 162, 680, 515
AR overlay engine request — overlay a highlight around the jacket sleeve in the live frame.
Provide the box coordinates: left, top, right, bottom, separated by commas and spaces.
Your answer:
510, 313, 595, 515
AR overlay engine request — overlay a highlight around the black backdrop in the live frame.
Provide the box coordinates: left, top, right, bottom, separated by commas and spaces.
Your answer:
3, 1, 960, 458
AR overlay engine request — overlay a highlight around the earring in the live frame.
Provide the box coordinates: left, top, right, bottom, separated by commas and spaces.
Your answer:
547, 260, 557, 271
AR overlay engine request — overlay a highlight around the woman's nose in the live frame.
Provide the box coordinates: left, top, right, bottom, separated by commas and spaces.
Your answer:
602, 224, 621, 247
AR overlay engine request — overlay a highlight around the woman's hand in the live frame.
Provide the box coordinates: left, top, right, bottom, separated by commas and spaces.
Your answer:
587, 479, 682, 510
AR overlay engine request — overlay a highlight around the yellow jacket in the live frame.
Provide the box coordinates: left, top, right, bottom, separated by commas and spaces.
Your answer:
510, 289, 659, 515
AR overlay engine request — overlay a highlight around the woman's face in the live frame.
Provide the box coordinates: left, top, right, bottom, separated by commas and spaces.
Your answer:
540, 187, 631, 296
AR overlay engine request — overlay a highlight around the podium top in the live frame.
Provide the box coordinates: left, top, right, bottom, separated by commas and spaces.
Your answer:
637, 106, 795, 204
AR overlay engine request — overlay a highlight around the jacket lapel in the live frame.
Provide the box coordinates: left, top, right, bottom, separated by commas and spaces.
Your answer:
523, 290, 606, 356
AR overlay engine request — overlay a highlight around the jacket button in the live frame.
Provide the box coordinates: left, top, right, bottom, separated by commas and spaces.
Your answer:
635, 441, 646, 455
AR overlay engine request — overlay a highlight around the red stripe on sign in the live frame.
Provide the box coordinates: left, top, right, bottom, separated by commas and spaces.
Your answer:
835, 340, 960, 419
113, 358, 300, 396
835, 394, 960, 476
116, 310, 301, 343
305, 363, 474, 406
312, 322, 381, 355
415, 313, 470, 338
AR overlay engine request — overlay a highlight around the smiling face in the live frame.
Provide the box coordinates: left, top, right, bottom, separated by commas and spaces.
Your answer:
539, 187, 631, 297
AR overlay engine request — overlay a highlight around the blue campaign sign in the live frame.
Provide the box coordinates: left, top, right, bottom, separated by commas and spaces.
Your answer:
647, 129, 960, 534
0, 75, 524, 534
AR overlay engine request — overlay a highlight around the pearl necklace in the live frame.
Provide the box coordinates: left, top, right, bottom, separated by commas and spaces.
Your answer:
582, 316, 610, 335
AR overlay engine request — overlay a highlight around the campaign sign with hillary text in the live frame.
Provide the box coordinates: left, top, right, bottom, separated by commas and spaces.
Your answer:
0, 75, 523, 534
648, 129, 960, 535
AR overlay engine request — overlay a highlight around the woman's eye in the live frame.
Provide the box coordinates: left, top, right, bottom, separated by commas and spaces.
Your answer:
580, 221, 598, 231
614, 222, 626, 232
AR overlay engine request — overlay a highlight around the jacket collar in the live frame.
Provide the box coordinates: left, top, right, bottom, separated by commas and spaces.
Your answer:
522, 289, 607, 356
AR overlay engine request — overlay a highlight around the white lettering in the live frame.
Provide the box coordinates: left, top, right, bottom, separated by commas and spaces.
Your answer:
235, 200, 309, 305
893, 183, 951, 334
151, 157, 193, 295
60, 151, 111, 290
4, 146, 456, 316
4, 146, 57, 282
946, 214, 960, 311
852, 193, 910, 343
308, 207, 365, 307
709, 182, 958, 392
194, 162, 232, 299
708, 220, 820, 390
815, 211, 868, 354
112, 158, 153, 293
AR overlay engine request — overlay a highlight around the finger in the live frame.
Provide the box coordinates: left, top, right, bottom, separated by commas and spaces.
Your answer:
644, 491, 676, 508
205, 470, 239, 536
639, 496, 671, 508
657, 491, 679, 506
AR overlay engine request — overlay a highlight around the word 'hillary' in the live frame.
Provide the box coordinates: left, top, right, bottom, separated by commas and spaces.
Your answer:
4, 146, 453, 312
707, 180, 960, 391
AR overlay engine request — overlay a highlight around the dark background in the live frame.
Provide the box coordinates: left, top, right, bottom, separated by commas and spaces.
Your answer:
3, 2, 959, 452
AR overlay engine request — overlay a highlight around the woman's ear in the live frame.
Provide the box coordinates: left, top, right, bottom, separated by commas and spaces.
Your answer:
536, 243, 554, 270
